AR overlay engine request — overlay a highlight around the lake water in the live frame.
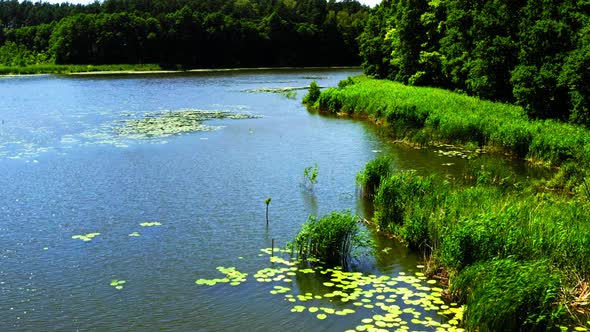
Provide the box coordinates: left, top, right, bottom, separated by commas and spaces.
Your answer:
0, 69, 536, 331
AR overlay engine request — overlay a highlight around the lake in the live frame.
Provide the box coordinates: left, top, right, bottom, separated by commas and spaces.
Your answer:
1, 68, 535, 331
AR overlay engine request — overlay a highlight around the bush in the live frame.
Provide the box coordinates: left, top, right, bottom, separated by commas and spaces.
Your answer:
302, 81, 321, 105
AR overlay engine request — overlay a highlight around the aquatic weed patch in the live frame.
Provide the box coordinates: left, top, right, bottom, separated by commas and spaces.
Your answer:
115, 109, 259, 138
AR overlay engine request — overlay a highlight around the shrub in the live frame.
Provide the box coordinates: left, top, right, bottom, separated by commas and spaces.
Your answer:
302, 81, 321, 105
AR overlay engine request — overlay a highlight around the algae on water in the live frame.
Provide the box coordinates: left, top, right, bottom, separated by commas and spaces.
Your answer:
115, 109, 259, 139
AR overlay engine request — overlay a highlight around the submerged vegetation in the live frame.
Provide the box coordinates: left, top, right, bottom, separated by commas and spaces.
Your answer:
356, 160, 590, 330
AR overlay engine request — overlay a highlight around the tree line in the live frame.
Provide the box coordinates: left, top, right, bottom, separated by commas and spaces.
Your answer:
358, 0, 590, 126
0, 0, 368, 68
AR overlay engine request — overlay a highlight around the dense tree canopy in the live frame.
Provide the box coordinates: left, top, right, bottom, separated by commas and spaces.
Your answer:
0, 0, 368, 67
359, 0, 590, 126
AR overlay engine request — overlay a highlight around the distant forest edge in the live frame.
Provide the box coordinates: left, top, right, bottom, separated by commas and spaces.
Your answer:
0, 0, 368, 68
359, 0, 589, 127
1, 0, 589, 127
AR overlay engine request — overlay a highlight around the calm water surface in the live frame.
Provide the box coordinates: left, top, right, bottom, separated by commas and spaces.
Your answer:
0, 69, 536, 331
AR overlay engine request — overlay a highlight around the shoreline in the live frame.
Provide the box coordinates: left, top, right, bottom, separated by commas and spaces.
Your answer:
68, 66, 361, 75
0, 65, 361, 77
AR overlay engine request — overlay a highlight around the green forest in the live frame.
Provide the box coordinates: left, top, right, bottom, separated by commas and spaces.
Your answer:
0, 0, 368, 67
1, 0, 588, 126
358, 0, 589, 126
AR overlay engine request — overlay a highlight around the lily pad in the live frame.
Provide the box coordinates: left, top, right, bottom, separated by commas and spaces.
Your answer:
139, 221, 162, 227
72, 232, 101, 242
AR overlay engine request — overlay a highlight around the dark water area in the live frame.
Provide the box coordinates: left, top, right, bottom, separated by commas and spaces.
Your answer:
0, 69, 543, 331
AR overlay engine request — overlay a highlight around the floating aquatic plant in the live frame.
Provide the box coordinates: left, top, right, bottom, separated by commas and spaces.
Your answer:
139, 221, 162, 227
71, 232, 101, 242
115, 109, 259, 139
195, 266, 248, 287
110, 279, 126, 290
195, 248, 465, 330
128, 232, 141, 237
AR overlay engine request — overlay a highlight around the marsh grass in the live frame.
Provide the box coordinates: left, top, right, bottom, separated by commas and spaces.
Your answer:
307, 76, 590, 167
292, 211, 361, 267
452, 259, 564, 331
356, 155, 395, 197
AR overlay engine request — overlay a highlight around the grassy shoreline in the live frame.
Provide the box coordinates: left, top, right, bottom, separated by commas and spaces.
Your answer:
0, 64, 360, 76
306, 77, 590, 330
307, 76, 590, 169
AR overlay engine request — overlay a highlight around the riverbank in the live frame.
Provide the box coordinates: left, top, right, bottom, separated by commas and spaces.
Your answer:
306, 77, 590, 330
357, 159, 590, 331
307, 76, 590, 170
0, 63, 166, 75
0, 64, 360, 76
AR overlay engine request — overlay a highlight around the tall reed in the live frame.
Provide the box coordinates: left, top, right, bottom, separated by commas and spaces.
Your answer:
292, 211, 360, 267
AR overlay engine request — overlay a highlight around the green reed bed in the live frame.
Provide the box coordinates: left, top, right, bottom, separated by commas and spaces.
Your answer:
292, 211, 362, 268
357, 159, 590, 330
306, 76, 590, 166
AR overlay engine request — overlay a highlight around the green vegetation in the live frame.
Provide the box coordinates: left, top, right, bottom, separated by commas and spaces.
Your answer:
0, 0, 368, 70
358, 0, 590, 126
71, 232, 101, 242
356, 155, 395, 197
109, 279, 127, 290
308, 76, 590, 167
292, 211, 360, 267
303, 163, 319, 190
357, 161, 590, 330
115, 110, 258, 139
302, 81, 321, 105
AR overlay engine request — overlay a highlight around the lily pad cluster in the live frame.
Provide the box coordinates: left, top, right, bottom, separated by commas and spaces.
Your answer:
71, 232, 101, 242
433, 144, 482, 160
115, 109, 259, 138
72, 221, 162, 242
195, 266, 249, 286
195, 247, 466, 331
110, 279, 126, 290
